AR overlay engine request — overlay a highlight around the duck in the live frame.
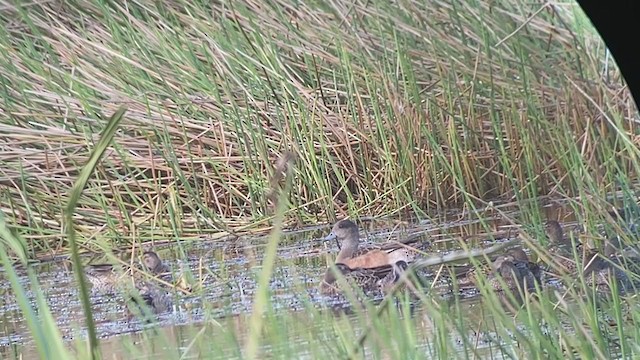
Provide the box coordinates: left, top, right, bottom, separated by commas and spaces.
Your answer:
129, 283, 173, 316
141, 251, 171, 280
505, 248, 542, 289
84, 250, 171, 294
582, 237, 640, 294
454, 255, 529, 293
541, 220, 600, 276
320, 260, 409, 296
321, 219, 426, 269
377, 260, 410, 294
84, 263, 125, 294
542, 220, 638, 294
85, 251, 177, 316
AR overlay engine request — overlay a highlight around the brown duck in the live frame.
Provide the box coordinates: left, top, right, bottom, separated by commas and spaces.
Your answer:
319, 261, 403, 296
455, 255, 529, 293
321, 219, 425, 269
542, 220, 600, 276
84, 251, 174, 315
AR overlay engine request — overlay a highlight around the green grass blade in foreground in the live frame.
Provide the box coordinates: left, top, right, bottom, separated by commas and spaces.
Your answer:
245, 166, 293, 359
0, 215, 71, 360
0, 211, 28, 265
64, 106, 128, 360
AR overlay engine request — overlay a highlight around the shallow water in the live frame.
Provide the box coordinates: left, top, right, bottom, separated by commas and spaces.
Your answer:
0, 202, 629, 358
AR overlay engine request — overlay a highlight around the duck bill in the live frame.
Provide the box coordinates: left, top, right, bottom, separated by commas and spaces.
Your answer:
320, 232, 342, 249
323, 233, 337, 242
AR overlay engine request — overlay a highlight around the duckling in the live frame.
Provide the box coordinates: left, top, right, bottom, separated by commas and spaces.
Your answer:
320, 262, 398, 296
542, 220, 599, 276
141, 251, 171, 279
84, 251, 172, 294
582, 238, 640, 294
133, 283, 173, 315
505, 248, 542, 289
543, 221, 638, 294
455, 255, 527, 293
377, 260, 410, 294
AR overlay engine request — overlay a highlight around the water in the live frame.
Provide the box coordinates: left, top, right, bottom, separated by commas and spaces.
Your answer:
0, 203, 629, 358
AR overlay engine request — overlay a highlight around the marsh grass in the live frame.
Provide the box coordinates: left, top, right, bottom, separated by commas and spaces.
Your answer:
0, 0, 637, 249
1, 0, 640, 359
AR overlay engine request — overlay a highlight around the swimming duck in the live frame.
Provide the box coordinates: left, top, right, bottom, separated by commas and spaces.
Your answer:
454, 255, 528, 293
582, 237, 640, 294
377, 260, 410, 294
84, 251, 177, 316
141, 251, 171, 280
542, 221, 639, 294
542, 220, 600, 276
84, 250, 171, 294
320, 260, 409, 296
130, 283, 173, 315
505, 248, 542, 289
321, 219, 426, 269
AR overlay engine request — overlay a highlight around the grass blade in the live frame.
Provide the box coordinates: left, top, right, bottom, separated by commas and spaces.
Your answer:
64, 106, 127, 359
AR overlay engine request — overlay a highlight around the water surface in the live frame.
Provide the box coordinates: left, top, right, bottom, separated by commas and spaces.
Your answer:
0, 203, 620, 358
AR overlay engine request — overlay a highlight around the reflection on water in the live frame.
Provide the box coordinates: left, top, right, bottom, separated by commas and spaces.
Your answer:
0, 202, 629, 358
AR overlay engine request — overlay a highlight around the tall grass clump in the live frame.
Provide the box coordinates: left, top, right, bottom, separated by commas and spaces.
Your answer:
0, 0, 636, 249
